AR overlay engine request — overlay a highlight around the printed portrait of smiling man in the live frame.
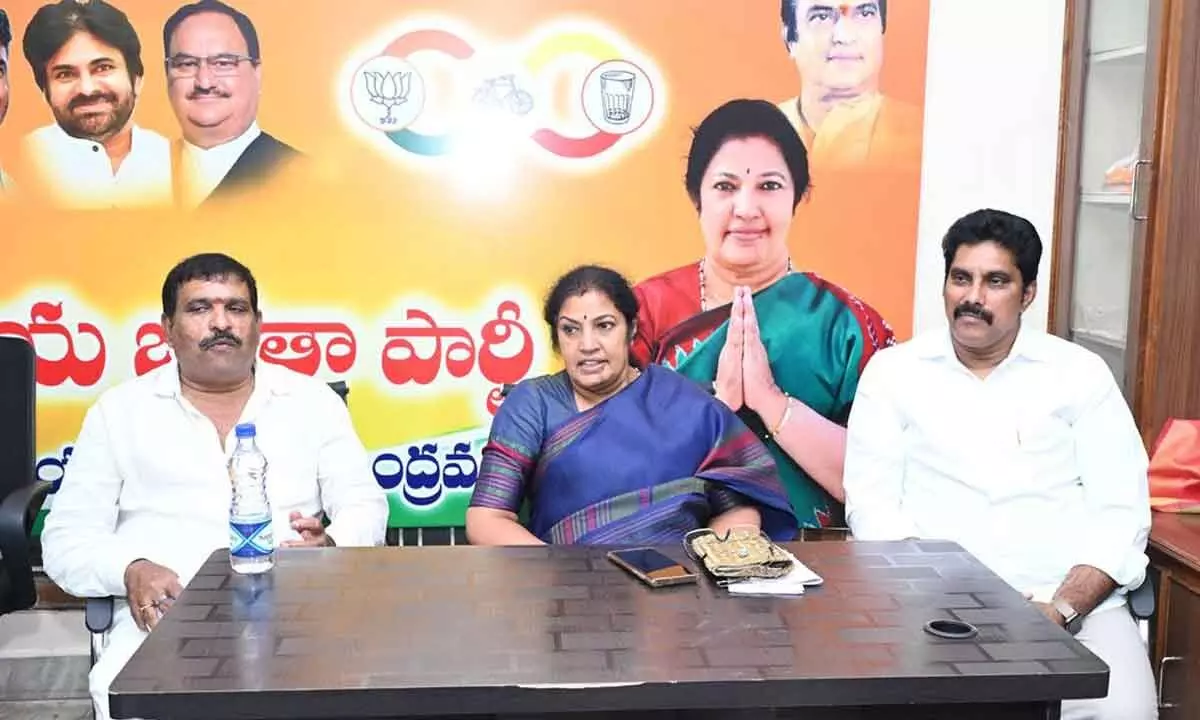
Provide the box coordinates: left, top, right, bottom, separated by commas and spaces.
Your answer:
776, 0, 922, 172
20, 0, 171, 209
164, 0, 300, 209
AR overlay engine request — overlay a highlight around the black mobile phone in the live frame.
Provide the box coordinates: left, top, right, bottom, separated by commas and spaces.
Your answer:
606, 547, 698, 588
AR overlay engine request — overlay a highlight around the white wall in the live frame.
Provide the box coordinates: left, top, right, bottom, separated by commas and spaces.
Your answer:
912, 0, 1067, 335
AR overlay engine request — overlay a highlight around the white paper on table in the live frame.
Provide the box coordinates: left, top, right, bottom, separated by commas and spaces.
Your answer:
726, 549, 823, 596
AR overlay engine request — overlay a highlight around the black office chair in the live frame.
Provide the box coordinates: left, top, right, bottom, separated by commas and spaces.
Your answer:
0, 336, 54, 616
84, 381, 353, 646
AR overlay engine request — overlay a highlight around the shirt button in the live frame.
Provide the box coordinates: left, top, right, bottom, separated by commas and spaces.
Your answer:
92, 145, 100, 152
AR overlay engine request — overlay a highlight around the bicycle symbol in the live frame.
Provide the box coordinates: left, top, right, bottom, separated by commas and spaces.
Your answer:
472, 74, 535, 116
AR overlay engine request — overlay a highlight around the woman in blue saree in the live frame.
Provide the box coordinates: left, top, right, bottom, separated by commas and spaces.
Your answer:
466, 265, 797, 546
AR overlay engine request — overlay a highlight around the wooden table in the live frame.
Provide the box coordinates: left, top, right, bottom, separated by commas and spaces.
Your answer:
110, 541, 1107, 719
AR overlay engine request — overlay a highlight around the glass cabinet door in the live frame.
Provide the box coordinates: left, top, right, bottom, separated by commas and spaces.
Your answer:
1067, 0, 1157, 389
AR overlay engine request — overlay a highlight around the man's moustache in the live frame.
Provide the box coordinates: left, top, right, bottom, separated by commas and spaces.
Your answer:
954, 304, 994, 324
188, 88, 231, 100
69, 92, 118, 111
200, 333, 241, 350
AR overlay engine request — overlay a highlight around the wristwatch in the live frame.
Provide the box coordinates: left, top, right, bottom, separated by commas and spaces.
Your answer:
1052, 599, 1084, 635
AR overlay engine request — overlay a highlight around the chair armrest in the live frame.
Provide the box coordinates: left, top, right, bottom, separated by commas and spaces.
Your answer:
1128, 574, 1156, 620
0, 480, 53, 613
85, 595, 116, 634
0, 479, 51, 540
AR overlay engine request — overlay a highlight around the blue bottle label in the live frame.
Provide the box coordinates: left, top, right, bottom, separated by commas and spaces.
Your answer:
230, 519, 274, 558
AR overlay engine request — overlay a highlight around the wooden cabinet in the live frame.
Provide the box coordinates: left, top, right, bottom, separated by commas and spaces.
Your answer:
1148, 514, 1200, 718
1157, 577, 1200, 717
1052, 0, 1200, 444
1052, 0, 1159, 387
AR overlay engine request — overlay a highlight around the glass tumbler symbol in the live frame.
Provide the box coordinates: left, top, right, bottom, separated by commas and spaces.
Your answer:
599, 70, 636, 125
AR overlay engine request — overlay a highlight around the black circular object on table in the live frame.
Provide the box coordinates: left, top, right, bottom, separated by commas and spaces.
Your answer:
923, 619, 978, 640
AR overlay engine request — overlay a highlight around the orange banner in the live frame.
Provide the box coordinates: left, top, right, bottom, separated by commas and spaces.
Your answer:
0, 0, 928, 527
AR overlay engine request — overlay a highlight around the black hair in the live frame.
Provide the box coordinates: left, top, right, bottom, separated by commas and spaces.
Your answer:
0, 9, 12, 49
163, 0, 260, 60
162, 252, 259, 316
781, 0, 888, 46
942, 209, 1042, 289
542, 265, 639, 353
684, 98, 810, 211
22, 0, 144, 92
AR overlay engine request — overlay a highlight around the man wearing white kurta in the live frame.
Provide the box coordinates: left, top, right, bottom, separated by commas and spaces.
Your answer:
21, 122, 171, 208
41, 252, 388, 720
844, 209, 1157, 720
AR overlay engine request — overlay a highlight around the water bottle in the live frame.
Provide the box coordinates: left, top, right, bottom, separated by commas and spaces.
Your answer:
228, 422, 275, 574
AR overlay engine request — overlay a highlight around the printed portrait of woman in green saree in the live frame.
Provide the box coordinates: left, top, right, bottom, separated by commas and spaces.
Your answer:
631, 99, 895, 530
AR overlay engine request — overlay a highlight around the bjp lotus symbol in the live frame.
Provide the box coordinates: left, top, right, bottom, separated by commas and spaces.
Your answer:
364, 70, 412, 125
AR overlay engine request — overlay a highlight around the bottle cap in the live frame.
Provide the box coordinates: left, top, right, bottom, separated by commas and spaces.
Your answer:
234, 423, 257, 439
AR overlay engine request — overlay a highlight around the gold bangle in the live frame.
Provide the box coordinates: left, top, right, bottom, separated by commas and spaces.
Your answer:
770, 395, 794, 437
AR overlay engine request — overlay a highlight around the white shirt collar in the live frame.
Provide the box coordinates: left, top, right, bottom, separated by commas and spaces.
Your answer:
179, 122, 261, 207
182, 121, 261, 161
918, 320, 1051, 366
152, 358, 295, 399
46, 121, 156, 158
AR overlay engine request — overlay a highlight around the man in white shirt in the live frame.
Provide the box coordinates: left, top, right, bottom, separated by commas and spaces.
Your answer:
41, 252, 388, 720
19, 0, 170, 209
843, 208, 1156, 720
164, 0, 300, 209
